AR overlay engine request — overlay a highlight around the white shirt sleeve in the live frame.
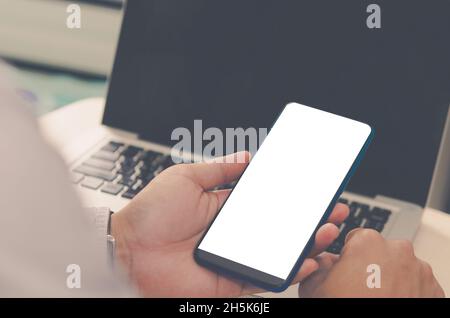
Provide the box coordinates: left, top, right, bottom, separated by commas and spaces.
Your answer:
0, 64, 137, 297
85, 207, 112, 239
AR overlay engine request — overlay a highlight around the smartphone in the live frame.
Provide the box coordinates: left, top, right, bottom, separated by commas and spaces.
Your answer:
194, 103, 374, 292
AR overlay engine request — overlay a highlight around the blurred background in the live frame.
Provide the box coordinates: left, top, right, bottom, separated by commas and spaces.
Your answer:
0, 0, 123, 115
0, 0, 449, 213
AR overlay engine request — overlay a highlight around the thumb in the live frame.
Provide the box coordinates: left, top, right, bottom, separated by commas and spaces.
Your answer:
183, 151, 250, 190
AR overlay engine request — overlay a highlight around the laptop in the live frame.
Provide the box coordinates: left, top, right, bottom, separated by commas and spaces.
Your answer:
68, 0, 450, 255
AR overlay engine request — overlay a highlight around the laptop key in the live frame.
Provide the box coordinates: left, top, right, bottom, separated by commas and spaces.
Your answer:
118, 163, 137, 175
140, 171, 156, 183
328, 201, 390, 254
83, 158, 116, 171
350, 202, 369, 217
364, 220, 385, 232
120, 156, 139, 168
118, 176, 136, 187
345, 217, 363, 231
139, 163, 158, 176
350, 208, 369, 225
153, 165, 164, 176
369, 207, 391, 223
121, 190, 137, 200
151, 154, 169, 168
347, 216, 364, 227
81, 177, 104, 190
74, 165, 117, 182
122, 146, 143, 158
101, 183, 124, 195
101, 141, 123, 153
160, 156, 175, 169
141, 178, 152, 187
131, 179, 143, 189
327, 240, 343, 254
92, 150, 121, 162
121, 184, 144, 199
142, 150, 160, 163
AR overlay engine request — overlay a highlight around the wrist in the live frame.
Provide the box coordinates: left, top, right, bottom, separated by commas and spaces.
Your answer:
111, 211, 133, 276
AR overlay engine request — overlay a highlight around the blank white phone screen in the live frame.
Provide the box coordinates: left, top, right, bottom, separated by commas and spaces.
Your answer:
198, 103, 372, 280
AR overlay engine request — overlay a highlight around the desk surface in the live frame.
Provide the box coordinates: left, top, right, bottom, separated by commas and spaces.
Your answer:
39, 98, 450, 297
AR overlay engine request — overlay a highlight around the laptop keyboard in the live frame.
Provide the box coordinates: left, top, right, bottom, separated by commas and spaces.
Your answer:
326, 198, 392, 254
73, 141, 391, 254
72, 141, 236, 200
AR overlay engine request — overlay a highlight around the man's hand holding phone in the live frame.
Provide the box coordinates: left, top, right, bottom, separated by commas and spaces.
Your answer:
112, 152, 349, 297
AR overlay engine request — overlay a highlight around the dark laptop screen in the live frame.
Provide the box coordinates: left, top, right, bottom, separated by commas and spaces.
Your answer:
104, 0, 450, 206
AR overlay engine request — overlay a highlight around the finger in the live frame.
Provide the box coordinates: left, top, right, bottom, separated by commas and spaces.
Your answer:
344, 227, 365, 244
298, 253, 339, 298
309, 223, 340, 257
213, 189, 232, 208
290, 258, 320, 284
327, 203, 350, 225
306, 204, 348, 257
315, 252, 340, 270
181, 151, 250, 190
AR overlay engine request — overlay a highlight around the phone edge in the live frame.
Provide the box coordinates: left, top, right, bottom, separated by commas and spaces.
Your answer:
193, 107, 375, 293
